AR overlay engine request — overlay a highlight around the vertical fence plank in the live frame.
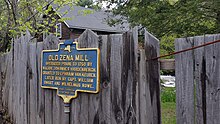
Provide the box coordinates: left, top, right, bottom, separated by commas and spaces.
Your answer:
144, 30, 161, 124
175, 37, 194, 124
121, 31, 139, 124
205, 34, 220, 124
1, 51, 10, 115
43, 35, 59, 124
21, 34, 30, 124
50, 33, 63, 124
81, 30, 99, 124
1, 53, 7, 107
71, 29, 99, 124
98, 35, 111, 124
13, 37, 20, 124
194, 36, 205, 124
4, 47, 13, 117
86, 31, 100, 124
0, 54, 7, 110
139, 50, 153, 124
29, 42, 38, 124
0, 53, 7, 110
110, 34, 123, 124
132, 27, 139, 124
36, 42, 45, 124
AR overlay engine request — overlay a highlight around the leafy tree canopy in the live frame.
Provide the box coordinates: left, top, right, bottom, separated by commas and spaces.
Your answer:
104, 0, 220, 57
109, 0, 220, 38
0, 0, 77, 52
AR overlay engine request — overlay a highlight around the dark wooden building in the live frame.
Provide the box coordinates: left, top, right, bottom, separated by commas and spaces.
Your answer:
53, 5, 129, 40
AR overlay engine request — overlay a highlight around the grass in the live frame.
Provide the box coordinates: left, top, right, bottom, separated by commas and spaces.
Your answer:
161, 87, 176, 124
161, 87, 176, 103
161, 102, 176, 124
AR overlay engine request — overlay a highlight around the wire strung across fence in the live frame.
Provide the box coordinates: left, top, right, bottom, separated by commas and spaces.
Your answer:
147, 38, 220, 61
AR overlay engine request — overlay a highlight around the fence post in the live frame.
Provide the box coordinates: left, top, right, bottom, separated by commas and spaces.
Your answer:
144, 29, 161, 124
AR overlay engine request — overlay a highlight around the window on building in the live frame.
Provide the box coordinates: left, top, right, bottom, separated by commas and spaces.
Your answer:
56, 23, 62, 38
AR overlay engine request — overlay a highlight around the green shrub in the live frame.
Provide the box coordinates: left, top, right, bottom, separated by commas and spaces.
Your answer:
161, 87, 176, 103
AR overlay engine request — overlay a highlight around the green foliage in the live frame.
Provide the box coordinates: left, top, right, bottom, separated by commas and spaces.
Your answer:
103, 0, 220, 56
160, 34, 176, 58
161, 102, 176, 124
0, 0, 74, 52
161, 87, 176, 103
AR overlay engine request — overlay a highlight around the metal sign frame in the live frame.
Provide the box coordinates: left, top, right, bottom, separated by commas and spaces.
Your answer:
41, 40, 100, 103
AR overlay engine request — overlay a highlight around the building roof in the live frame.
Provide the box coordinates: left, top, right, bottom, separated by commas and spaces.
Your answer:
54, 4, 129, 33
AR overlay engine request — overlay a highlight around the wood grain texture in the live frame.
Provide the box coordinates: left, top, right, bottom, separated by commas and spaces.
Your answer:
70, 29, 99, 124
175, 34, 220, 124
132, 27, 139, 124
194, 36, 205, 124
159, 59, 175, 70
36, 42, 45, 124
0, 54, 7, 110
144, 30, 161, 124
29, 42, 38, 124
13, 37, 20, 124
139, 50, 153, 124
20, 35, 30, 124
0, 29, 162, 124
175, 37, 195, 124
0, 54, 6, 107
122, 31, 139, 124
43, 34, 59, 124
98, 35, 111, 124
205, 34, 220, 124
4, 49, 13, 116
110, 34, 123, 124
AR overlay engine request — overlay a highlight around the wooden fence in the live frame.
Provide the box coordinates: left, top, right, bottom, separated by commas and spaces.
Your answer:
175, 34, 220, 124
0, 29, 161, 124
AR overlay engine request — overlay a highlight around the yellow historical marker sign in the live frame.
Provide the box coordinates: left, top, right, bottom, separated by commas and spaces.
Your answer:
41, 40, 100, 103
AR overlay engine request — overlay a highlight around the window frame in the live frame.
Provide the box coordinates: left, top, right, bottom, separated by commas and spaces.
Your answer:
56, 23, 62, 38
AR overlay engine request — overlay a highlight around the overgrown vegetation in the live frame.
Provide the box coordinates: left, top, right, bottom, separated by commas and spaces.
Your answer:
161, 87, 176, 124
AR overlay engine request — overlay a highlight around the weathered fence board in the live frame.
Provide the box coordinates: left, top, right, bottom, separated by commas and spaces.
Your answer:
29, 42, 38, 124
159, 59, 175, 70
0, 54, 7, 110
98, 35, 111, 124
110, 34, 123, 124
36, 42, 45, 124
132, 27, 139, 124
175, 37, 195, 124
194, 36, 205, 124
139, 50, 153, 124
205, 34, 220, 124
144, 30, 161, 124
0, 28, 161, 124
175, 34, 220, 124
